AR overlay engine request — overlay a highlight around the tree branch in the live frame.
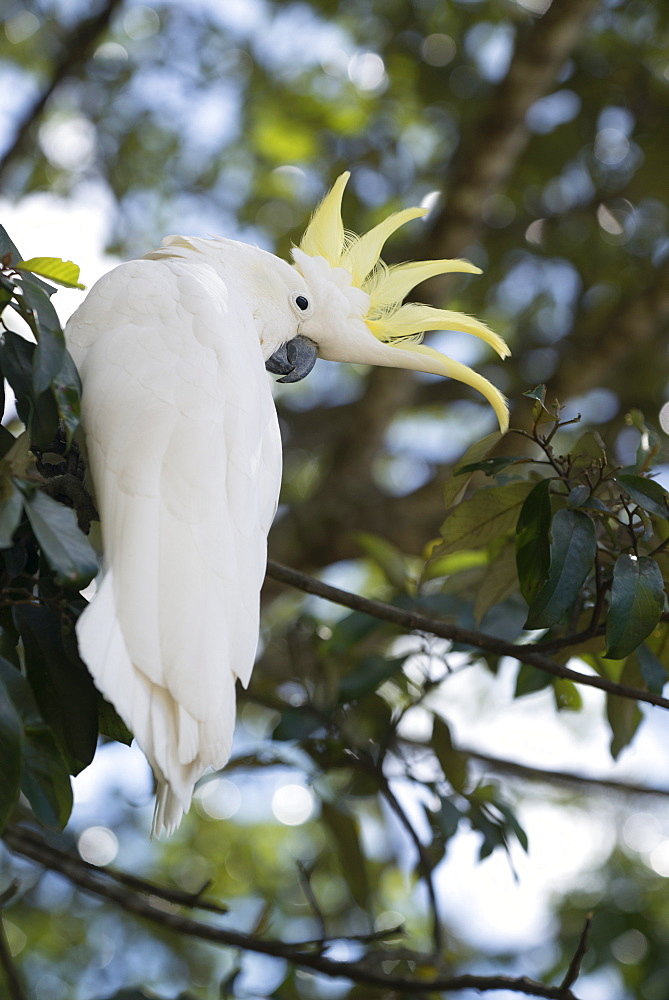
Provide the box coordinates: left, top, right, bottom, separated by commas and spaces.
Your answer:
2, 824, 582, 999
376, 769, 444, 956
265, 560, 669, 711
559, 915, 592, 995
271, 0, 603, 575
461, 746, 669, 798
424, 0, 602, 270
0, 0, 124, 182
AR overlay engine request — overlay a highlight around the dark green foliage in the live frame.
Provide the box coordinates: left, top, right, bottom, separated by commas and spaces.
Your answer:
606, 555, 665, 659
0, 231, 91, 834
525, 510, 597, 629
516, 478, 551, 604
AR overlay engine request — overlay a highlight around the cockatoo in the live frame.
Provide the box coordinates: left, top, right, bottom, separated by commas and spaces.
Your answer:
65, 172, 509, 836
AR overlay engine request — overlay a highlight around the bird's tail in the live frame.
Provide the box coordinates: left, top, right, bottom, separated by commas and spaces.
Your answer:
76, 571, 203, 837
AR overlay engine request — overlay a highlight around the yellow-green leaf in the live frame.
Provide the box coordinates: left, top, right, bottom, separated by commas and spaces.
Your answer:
439, 482, 534, 556
16, 257, 85, 290
473, 542, 519, 622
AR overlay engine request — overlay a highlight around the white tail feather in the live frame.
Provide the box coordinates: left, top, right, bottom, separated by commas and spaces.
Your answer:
76, 570, 234, 837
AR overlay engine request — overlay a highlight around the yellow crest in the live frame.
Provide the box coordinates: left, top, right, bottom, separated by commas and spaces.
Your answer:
298, 173, 510, 431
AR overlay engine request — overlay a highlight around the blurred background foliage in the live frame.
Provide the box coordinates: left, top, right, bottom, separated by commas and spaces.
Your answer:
1, 0, 669, 998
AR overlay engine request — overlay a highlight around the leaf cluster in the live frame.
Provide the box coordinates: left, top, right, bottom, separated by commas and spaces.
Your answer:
0, 229, 125, 837
417, 388, 669, 757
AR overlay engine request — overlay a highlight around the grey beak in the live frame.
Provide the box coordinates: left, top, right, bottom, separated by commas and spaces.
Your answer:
265, 335, 319, 383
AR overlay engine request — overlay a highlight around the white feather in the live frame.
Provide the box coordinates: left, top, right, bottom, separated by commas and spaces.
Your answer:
67, 254, 282, 836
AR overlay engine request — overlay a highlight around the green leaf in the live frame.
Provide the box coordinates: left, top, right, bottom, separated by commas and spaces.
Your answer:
24, 489, 98, 588
0, 226, 23, 265
21, 728, 73, 829
356, 532, 408, 590
51, 349, 82, 443
516, 479, 551, 605
432, 716, 468, 792
473, 542, 519, 622
569, 431, 607, 475
605, 555, 665, 659
0, 673, 24, 830
321, 800, 370, 908
552, 678, 583, 711
497, 802, 529, 852
0, 479, 24, 548
0, 656, 72, 830
453, 431, 503, 475
13, 604, 98, 773
98, 695, 134, 746
525, 510, 596, 629
625, 411, 662, 472
515, 663, 552, 698
456, 456, 528, 477
439, 482, 534, 555
617, 474, 669, 520
437, 798, 462, 841
338, 655, 403, 703
606, 656, 643, 759
468, 802, 505, 860
15, 277, 66, 394
327, 610, 384, 657
523, 385, 546, 404
0, 331, 59, 448
567, 485, 590, 508
636, 643, 668, 694
273, 706, 324, 741
16, 257, 85, 289
443, 474, 471, 511
0, 329, 34, 419
423, 547, 488, 582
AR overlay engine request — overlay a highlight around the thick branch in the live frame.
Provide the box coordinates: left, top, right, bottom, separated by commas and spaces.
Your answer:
0, 0, 124, 182
265, 560, 669, 711
425, 0, 601, 269
3, 825, 581, 999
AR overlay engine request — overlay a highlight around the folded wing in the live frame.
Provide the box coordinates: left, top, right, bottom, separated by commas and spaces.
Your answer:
66, 256, 281, 835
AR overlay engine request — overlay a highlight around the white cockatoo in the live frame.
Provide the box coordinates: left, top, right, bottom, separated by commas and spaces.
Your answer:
65, 172, 510, 836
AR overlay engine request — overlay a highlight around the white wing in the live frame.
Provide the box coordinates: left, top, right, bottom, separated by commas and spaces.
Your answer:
66, 255, 282, 835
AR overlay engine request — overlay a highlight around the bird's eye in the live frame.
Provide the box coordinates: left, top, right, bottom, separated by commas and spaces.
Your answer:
290, 291, 313, 319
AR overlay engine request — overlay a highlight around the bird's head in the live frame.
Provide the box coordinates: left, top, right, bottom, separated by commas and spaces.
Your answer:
266, 171, 510, 432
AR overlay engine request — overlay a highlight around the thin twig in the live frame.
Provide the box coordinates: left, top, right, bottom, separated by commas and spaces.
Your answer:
265, 561, 669, 711
560, 915, 592, 994
460, 747, 669, 798
297, 862, 327, 944
3, 824, 581, 999
8, 826, 228, 915
376, 771, 443, 957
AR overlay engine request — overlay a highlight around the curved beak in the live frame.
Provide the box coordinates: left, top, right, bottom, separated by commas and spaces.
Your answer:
265, 335, 319, 383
